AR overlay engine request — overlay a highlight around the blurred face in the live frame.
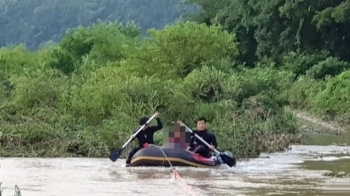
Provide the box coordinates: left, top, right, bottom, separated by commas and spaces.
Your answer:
197, 120, 206, 131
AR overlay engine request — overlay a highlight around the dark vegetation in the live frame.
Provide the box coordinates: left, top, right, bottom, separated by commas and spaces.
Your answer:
0, 0, 349, 158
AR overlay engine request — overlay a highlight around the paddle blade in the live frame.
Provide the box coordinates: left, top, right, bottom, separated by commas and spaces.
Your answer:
220, 151, 237, 167
109, 148, 124, 162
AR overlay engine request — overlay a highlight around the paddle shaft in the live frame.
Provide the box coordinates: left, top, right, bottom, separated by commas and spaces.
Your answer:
182, 123, 220, 155
121, 114, 157, 149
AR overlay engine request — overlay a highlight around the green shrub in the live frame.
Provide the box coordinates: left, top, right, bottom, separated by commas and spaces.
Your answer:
312, 71, 350, 124
306, 57, 350, 80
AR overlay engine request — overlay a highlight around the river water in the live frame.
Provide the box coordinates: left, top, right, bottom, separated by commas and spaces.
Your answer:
1, 142, 350, 196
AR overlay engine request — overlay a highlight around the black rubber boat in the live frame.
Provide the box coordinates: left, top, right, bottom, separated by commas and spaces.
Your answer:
130, 145, 223, 168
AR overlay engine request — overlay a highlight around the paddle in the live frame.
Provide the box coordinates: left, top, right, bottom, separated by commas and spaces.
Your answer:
181, 123, 237, 167
109, 113, 157, 162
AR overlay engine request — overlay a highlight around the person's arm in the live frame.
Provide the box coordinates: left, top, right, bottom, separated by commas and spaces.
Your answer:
187, 135, 195, 150
210, 133, 218, 149
130, 127, 141, 141
148, 118, 163, 132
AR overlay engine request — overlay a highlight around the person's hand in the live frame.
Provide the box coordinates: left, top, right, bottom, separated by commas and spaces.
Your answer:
209, 145, 215, 150
177, 119, 183, 126
154, 111, 160, 118
130, 135, 135, 139
143, 143, 150, 147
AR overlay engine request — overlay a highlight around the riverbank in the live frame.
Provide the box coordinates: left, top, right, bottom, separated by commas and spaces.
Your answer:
292, 109, 348, 134
0, 105, 300, 160
290, 109, 350, 146
1, 108, 346, 159
0, 107, 348, 160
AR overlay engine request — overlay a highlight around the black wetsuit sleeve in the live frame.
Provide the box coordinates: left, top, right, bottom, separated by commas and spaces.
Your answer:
211, 133, 218, 149
188, 131, 197, 147
189, 135, 195, 147
131, 126, 144, 141
147, 118, 163, 132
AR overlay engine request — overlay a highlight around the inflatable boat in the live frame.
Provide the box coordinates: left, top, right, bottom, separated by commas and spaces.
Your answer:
130, 145, 222, 168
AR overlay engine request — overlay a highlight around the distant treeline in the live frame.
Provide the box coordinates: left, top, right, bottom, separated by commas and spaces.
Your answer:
0, 0, 198, 49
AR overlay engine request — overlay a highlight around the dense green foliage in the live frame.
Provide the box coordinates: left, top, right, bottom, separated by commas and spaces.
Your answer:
1, 0, 350, 159
188, 0, 350, 125
0, 21, 299, 158
188, 0, 350, 64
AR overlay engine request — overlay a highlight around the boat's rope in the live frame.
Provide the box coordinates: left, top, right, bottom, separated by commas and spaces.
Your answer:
149, 144, 200, 196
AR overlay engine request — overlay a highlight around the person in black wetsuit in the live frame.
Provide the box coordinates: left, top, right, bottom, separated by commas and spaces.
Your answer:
178, 117, 218, 158
125, 111, 163, 166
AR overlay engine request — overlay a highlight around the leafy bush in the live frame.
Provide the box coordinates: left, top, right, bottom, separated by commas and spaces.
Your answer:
281, 52, 328, 77
120, 21, 239, 79
312, 71, 350, 124
306, 57, 350, 80
284, 76, 325, 109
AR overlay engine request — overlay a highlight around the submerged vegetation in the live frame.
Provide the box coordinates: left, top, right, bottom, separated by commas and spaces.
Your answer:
0, 0, 350, 158
323, 171, 350, 178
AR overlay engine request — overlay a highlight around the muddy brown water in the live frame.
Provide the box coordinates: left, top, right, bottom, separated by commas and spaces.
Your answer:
1, 144, 350, 196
